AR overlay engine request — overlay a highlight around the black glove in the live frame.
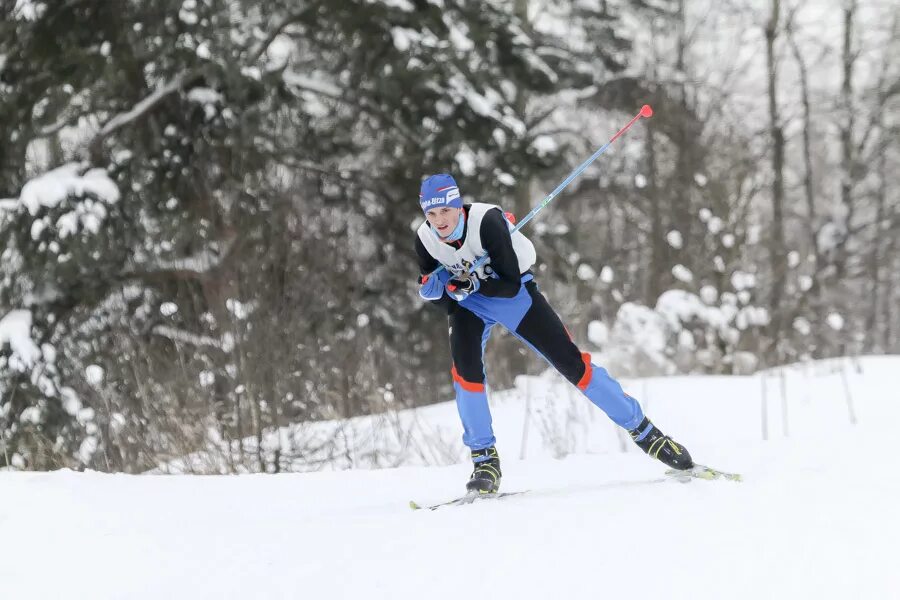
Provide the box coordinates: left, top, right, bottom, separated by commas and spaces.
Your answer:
445, 275, 480, 301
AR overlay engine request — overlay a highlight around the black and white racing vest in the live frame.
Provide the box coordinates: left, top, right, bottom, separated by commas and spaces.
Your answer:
416, 203, 536, 279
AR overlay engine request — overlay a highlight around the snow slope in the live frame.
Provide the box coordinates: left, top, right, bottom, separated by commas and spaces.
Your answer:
161, 355, 890, 474
3, 356, 900, 600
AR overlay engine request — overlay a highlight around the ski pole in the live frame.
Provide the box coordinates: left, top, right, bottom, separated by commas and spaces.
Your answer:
426, 104, 653, 282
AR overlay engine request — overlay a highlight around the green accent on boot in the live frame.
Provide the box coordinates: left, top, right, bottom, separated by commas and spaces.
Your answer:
466, 447, 502, 493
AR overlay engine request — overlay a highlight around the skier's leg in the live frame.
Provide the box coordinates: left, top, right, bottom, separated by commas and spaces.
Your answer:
450, 307, 504, 492
510, 281, 693, 469
449, 306, 496, 451
511, 281, 644, 430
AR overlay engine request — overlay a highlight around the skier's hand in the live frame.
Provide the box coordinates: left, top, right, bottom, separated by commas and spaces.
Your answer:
445, 275, 479, 301
418, 272, 448, 301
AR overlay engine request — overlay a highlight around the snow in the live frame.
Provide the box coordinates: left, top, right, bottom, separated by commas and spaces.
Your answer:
98, 73, 189, 138
61, 388, 82, 416
496, 172, 515, 186
376, 0, 414, 10
827, 312, 844, 331
30, 218, 46, 240
454, 146, 477, 176
671, 263, 693, 283
707, 216, 724, 234
3, 356, 900, 599
666, 230, 683, 249
186, 87, 222, 105
445, 18, 474, 52
225, 299, 252, 319
78, 436, 98, 463
85, 365, 104, 386
40, 343, 56, 363
575, 263, 596, 280
700, 285, 718, 304
531, 135, 558, 156
198, 370, 215, 387
599, 265, 614, 283
793, 317, 811, 335
817, 222, 843, 253
0, 309, 41, 370
19, 406, 41, 424
731, 271, 757, 290
390, 27, 416, 52
18, 163, 120, 216
149, 246, 227, 274
587, 320, 608, 346
152, 325, 233, 352
178, 0, 198, 25
656, 290, 710, 326
713, 255, 726, 272
13, 0, 46, 21
195, 42, 211, 60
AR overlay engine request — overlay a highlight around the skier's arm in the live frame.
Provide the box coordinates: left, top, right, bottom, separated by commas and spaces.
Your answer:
415, 236, 457, 313
477, 208, 522, 298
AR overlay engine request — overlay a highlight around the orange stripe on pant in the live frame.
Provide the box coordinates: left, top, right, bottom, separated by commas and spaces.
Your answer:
576, 352, 593, 390
451, 365, 485, 392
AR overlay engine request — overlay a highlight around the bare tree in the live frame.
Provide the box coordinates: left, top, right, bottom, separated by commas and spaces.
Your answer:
764, 0, 788, 359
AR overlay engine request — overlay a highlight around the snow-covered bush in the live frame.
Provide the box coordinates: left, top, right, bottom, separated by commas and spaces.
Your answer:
0, 163, 126, 469
591, 286, 768, 377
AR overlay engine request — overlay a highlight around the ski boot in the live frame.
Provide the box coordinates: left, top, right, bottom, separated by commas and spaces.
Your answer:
629, 417, 694, 471
466, 447, 501, 494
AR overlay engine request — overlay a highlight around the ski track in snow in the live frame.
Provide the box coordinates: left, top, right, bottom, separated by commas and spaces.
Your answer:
3, 356, 900, 599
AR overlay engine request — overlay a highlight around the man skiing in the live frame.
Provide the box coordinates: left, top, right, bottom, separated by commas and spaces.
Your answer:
415, 173, 694, 494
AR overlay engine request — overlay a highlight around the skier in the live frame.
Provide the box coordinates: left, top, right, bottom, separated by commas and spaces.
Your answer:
415, 173, 694, 494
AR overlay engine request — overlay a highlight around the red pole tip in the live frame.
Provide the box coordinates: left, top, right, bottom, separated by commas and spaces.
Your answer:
640, 104, 653, 118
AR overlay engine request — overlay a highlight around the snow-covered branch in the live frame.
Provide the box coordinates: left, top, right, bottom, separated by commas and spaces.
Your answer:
248, 6, 310, 63
282, 70, 417, 142
91, 71, 195, 146
126, 237, 236, 280
153, 248, 223, 275
282, 70, 342, 98
0, 310, 42, 370
151, 325, 234, 352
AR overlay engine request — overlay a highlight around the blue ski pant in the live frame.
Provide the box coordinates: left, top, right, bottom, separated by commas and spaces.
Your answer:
450, 277, 644, 451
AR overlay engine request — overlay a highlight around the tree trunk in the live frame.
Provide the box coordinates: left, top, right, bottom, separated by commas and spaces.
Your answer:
787, 11, 825, 355
866, 132, 886, 350
835, 1, 857, 281
765, 0, 787, 361
672, 0, 693, 256
645, 118, 666, 305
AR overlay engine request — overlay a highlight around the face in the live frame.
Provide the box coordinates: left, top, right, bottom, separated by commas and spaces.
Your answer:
425, 207, 463, 238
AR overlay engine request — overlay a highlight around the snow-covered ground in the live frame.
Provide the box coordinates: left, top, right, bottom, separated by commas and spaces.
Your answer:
3, 356, 899, 600
160, 354, 890, 474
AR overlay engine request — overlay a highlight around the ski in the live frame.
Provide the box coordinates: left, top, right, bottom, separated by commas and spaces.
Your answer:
409, 490, 527, 511
665, 463, 742, 482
